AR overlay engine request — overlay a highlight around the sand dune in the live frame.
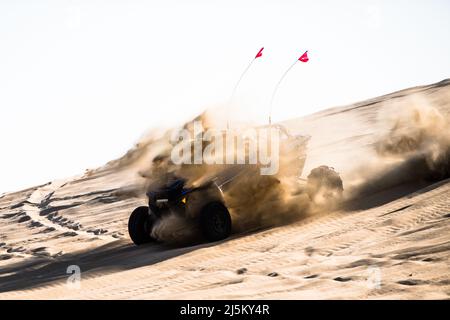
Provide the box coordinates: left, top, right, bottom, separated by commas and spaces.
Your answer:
1, 79, 449, 299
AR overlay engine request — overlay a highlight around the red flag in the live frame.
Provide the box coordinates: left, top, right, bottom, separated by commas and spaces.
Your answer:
299, 50, 309, 63
255, 47, 264, 59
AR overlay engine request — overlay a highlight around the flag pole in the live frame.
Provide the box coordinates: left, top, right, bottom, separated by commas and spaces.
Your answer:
268, 59, 298, 125
269, 50, 308, 125
227, 47, 264, 130
228, 59, 255, 109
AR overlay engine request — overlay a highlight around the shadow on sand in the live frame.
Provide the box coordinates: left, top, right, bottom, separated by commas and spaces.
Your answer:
0, 239, 218, 293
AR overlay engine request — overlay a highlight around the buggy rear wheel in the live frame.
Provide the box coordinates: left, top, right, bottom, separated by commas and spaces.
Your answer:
306, 166, 344, 204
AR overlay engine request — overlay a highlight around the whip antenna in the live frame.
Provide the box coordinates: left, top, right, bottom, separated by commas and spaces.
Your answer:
269, 50, 309, 125
227, 47, 265, 129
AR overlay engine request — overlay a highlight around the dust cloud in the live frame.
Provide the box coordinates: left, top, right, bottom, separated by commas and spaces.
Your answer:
345, 95, 450, 199
120, 95, 450, 243
124, 108, 330, 242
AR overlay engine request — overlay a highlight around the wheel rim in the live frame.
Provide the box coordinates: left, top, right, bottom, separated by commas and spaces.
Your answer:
212, 213, 226, 234
143, 219, 150, 234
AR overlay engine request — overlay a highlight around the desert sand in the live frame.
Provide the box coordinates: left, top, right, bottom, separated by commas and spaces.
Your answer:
1, 79, 449, 299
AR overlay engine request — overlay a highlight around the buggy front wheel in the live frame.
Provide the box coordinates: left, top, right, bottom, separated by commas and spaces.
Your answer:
199, 202, 232, 242
128, 206, 156, 245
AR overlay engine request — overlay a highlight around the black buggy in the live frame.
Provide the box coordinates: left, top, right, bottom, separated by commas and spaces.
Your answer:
128, 125, 343, 245
129, 177, 232, 244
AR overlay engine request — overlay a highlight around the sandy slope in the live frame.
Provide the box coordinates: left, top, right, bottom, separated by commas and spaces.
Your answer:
0, 80, 449, 299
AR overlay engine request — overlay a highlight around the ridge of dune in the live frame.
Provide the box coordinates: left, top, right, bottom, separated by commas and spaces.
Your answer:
1, 79, 449, 299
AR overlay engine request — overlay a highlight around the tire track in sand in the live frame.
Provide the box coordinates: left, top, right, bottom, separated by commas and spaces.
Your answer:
22, 180, 118, 241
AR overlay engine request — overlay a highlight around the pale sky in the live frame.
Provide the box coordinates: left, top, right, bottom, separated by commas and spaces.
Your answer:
1, 0, 450, 193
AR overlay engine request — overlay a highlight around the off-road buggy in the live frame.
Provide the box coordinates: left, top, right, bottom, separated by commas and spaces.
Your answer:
128, 124, 343, 245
